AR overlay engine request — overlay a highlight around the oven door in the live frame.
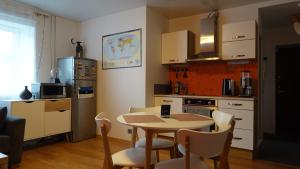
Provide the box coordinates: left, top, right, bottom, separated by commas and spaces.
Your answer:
183, 105, 216, 131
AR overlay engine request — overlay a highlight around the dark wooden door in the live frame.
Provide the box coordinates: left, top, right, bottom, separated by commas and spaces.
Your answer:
276, 44, 300, 139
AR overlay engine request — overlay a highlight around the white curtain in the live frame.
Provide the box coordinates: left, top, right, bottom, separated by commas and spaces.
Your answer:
0, 0, 54, 100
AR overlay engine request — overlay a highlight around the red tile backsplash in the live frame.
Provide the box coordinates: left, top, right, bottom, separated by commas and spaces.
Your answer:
168, 60, 258, 96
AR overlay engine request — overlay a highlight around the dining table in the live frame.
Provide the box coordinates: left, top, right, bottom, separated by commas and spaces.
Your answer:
117, 112, 215, 169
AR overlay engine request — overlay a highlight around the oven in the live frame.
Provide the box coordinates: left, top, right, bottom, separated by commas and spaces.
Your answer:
182, 98, 217, 131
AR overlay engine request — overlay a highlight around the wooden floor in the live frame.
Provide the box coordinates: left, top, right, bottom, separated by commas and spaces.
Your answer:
18, 137, 299, 169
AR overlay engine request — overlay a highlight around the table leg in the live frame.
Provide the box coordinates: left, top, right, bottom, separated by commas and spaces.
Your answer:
145, 129, 153, 169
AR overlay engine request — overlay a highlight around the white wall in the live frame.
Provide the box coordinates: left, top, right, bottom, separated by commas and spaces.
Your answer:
55, 16, 80, 59
80, 6, 147, 140
146, 8, 169, 106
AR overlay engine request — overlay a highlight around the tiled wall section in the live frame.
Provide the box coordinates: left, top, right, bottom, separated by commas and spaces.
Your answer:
168, 60, 258, 96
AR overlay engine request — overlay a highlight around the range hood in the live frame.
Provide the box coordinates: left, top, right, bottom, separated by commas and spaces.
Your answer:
187, 13, 219, 62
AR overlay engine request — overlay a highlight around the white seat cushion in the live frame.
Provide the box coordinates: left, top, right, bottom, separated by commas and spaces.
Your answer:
135, 138, 174, 149
155, 157, 208, 169
112, 148, 156, 167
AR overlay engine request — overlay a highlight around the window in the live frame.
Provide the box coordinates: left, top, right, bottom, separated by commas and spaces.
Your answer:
0, 12, 36, 99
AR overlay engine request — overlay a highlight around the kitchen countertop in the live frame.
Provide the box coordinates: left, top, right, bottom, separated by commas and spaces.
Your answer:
154, 94, 255, 101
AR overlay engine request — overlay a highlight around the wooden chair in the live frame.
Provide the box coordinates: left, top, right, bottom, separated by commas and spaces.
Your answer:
95, 113, 156, 169
155, 126, 231, 169
129, 106, 175, 162
177, 110, 235, 169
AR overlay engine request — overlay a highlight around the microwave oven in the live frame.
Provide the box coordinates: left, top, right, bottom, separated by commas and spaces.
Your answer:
31, 83, 67, 99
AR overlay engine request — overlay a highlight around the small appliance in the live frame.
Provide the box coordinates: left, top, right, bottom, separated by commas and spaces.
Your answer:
222, 79, 235, 96
31, 83, 67, 99
240, 71, 252, 97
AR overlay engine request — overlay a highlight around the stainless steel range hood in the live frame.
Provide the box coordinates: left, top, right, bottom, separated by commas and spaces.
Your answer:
187, 13, 219, 62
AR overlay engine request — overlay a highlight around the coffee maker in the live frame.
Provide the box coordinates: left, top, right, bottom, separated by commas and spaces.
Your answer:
240, 71, 252, 97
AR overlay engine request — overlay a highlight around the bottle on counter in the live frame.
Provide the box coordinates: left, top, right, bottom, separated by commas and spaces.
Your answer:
174, 81, 180, 94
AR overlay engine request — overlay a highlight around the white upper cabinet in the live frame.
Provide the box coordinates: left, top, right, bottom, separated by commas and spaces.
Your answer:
162, 30, 195, 64
222, 20, 256, 42
222, 20, 256, 60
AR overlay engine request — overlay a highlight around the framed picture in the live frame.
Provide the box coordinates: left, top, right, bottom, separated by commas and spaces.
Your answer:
102, 28, 142, 69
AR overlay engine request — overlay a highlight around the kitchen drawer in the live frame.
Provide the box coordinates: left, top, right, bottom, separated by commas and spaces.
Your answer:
222, 39, 256, 60
222, 20, 256, 42
44, 110, 71, 136
218, 99, 253, 110
232, 129, 253, 150
154, 97, 183, 113
219, 108, 253, 130
45, 99, 71, 112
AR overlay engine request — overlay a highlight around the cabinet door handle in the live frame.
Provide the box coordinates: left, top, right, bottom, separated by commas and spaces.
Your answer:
50, 100, 58, 102
233, 35, 246, 39
236, 54, 245, 57
59, 110, 67, 112
228, 103, 242, 106
169, 59, 176, 62
233, 137, 243, 140
162, 100, 173, 103
25, 101, 34, 103
234, 118, 243, 121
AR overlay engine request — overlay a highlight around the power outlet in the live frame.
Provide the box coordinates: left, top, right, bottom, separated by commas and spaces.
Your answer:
127, 129, 132, 134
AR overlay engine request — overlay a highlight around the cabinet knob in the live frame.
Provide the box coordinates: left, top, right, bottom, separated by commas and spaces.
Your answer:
233, 35, 246, 39
25, 101, 34, 103
236, 54, 246, 57
59, 110, 67, 112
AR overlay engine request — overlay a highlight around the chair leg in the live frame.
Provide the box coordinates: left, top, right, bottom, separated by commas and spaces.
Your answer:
156, 150, 160, 162
170, 147, 175, 159
213, 159, 218, 169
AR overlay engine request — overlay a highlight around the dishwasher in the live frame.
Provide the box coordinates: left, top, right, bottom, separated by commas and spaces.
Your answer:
182, 98, 217, 131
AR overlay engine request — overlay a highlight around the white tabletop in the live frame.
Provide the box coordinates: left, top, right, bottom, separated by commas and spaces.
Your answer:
117, 112, 214, 131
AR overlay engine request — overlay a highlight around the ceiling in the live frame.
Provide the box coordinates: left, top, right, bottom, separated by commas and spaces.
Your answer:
16, 0, 272, 22
260, 1, 300, 28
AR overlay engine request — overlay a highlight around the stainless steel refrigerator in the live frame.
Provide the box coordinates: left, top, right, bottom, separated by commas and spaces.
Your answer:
57, 56, 97, 142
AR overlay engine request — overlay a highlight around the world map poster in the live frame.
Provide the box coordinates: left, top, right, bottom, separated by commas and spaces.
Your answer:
102, 29, 142, 69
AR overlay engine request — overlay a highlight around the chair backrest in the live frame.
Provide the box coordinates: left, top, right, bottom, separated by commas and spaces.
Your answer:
177, 126, 230, 159
95, 113, 113, 169
212, 110, 234, 131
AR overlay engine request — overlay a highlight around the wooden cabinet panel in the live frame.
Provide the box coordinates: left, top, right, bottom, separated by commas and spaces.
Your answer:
11, 101, 44, 141
222, 39, 255, 60
222, 20, 256, 42
162, 30, 194, 64
45, 99, 71, 112
44, 110, 71, 136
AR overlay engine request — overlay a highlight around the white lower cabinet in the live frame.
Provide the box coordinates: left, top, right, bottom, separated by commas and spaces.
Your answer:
44, 110, 71, 136
232, 129, 253, 150
11, 101, 44, 141
218, 99, 254, 150
0, 98, 71, 141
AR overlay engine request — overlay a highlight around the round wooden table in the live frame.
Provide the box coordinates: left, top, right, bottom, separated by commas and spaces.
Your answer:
117, 112, 214, 169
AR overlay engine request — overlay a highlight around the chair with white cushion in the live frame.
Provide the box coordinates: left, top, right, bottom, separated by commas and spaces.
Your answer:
129, 106, 175, 162
155, 126, 231, 169
95, 113, 156, 169
178, 110, 234, 169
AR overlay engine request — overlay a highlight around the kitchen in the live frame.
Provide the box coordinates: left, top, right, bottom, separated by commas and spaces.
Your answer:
1, 0, 300, 168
